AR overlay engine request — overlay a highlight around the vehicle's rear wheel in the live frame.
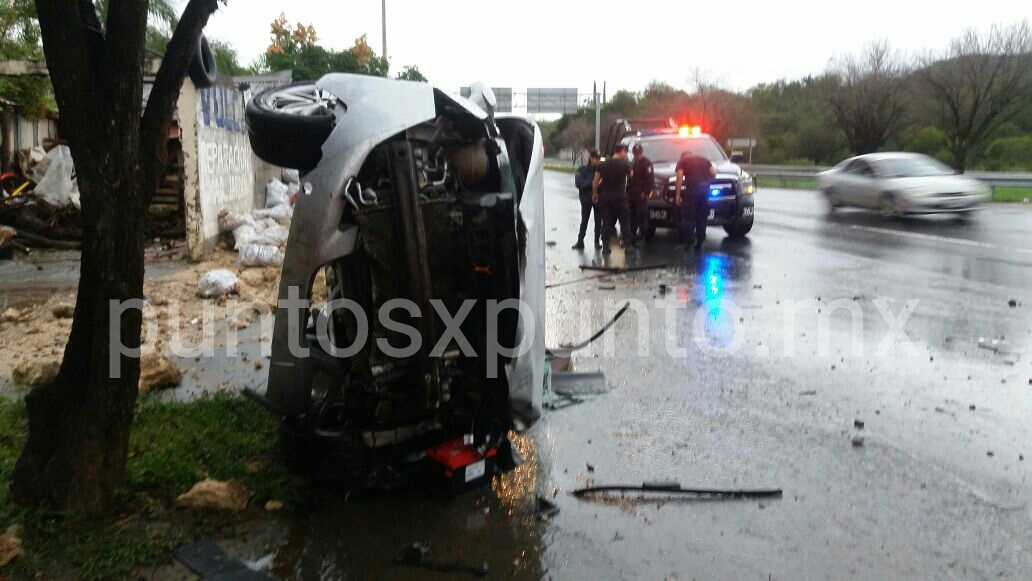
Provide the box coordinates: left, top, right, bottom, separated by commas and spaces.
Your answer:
824, 188, 842, 212
724, 219, 753, 239
245, 81, 338, 171
645, 224, 657, 241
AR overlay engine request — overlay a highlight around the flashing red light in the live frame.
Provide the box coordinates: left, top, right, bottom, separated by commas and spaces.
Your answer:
678, 125, 702, 138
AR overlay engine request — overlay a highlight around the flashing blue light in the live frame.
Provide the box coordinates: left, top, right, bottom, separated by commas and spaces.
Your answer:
710, 188, 721, 197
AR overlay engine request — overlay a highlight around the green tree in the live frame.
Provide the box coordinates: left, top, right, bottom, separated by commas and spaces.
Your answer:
395, 64, 426, 82
263, 14, 389, 80
0, 0, 52, 119
210, 38, 244, 76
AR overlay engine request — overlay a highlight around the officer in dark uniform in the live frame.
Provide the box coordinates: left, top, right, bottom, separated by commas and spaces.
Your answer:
572, 150, 602, 250
627, 144, 654, 247
592, 144, 631, 256
674, 150, 717, 253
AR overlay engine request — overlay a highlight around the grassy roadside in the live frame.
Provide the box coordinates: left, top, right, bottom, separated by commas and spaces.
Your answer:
756, 176, 1031, 203
0, 393, 302, 579
543, 163, 576, 174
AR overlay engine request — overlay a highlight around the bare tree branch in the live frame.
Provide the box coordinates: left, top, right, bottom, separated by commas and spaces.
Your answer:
915, 21, 1032, 169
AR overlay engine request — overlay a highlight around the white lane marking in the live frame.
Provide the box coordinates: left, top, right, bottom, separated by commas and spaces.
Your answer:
847, 224, 1032, 256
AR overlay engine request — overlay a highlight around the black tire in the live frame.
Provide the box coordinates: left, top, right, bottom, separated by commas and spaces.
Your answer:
245, 81, 337, 171
824, 188, 841, 212
188, 35, 217, 89
644, 224, 657, 241
724, 219, 753, 239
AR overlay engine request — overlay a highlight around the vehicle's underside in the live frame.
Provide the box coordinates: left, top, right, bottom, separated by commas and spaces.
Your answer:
249, 76, 544, 491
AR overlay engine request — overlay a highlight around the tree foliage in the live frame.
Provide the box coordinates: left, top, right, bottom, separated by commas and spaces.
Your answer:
915, 21, 1032, 170
823, 40, 911, 155
262, 13, 388, 80
0, 0, 52, 118
395, 64, 427, 82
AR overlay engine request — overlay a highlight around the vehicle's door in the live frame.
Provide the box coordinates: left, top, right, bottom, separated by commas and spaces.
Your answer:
838, 159, 878, 207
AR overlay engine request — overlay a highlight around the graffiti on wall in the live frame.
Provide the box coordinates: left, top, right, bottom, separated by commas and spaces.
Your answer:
199, 84, 246, 132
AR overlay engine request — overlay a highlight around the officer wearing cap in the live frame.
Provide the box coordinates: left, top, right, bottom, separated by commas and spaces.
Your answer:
627, 143, 654, 247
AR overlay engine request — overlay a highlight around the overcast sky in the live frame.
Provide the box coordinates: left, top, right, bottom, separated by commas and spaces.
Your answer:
204, 0, 1029, 96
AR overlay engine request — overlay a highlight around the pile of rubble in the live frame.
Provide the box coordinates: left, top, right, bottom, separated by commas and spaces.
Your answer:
201, 173, 298, 298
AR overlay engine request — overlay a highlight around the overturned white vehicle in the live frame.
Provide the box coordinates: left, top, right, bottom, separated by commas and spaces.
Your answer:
245, 75, 546, 490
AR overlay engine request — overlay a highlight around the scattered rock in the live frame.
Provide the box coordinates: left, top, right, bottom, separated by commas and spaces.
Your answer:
969, 405, 977, 411
851, 436, 865, 448
934, 407, 947, 414
1020, 455, 1025, 462
854, 419, 865, 430
52, 303, 75, 319
987, 451, 994, 458
546, 240, 557, 247
264, 500, 284, 512
0, 524, 23, 567
2, 308, 20, 322
176, 479, 250, 511
1008, 299, 1018, 308
586, 463, 595, 473
254, 361, 263, 370
12, 360, 60, 387
139, 350, 182, 393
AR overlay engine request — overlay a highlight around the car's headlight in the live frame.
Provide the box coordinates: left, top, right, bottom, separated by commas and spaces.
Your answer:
740, 175, 755, 196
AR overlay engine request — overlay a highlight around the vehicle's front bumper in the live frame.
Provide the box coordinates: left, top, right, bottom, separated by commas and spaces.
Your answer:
647, 181, 753, 227
903, 193, 987, 214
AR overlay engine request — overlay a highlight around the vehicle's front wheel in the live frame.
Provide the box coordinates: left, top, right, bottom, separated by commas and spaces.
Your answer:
824, 188, 842, 212
724, 219, 753, 239
246, 81, 338, 171
879, 193, 906, 218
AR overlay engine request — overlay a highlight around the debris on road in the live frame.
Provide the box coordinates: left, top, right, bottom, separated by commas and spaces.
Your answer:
196, 269, 240, 298
138, 350, 182, 393
969, 405, 977, 411
264, 500, 284, 512
0, 524, 23, 567
393, 542, 489, 578
851, 435, 865, 447
977, 337, 1008, 353
51, 302, 74, 319
176, 479, 251, 511
572, 481, 783, 499
1008, 299, 1018, 307
174, 539, 275, 580
854, 419, 865, 429
987, 451, 995, 458
597, 285, 616, 291
536, 496, 560, 519
580, 263, 668, 273
798, 390, 817, 396
12, 359, 60, 387
586, 463, 595, 473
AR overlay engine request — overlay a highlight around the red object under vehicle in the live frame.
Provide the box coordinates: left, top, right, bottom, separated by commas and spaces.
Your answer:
426, 438, 498, 496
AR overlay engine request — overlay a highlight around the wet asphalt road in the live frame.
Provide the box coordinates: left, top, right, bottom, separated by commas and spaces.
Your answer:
226, 172, 1032, 580
536, 170, 1032, 580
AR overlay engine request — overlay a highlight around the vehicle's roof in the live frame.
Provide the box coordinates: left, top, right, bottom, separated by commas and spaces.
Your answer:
855, 152, 926, 162
624, 133, 715, 142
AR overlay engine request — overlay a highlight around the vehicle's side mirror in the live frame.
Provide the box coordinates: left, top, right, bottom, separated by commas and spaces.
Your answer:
730, 151, 745, 164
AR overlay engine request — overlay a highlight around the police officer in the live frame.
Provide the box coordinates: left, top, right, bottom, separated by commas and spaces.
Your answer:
572, 150, 602, 250
592, 144, 632, 256
674, 150, 717, 253
627, 144, 654, 247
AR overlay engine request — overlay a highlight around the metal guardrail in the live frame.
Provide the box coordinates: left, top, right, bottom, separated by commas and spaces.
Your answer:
744, 164, 1032, 192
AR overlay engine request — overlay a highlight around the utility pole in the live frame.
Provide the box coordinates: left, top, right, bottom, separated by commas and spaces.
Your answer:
381, 0, 387, 59
594, 81, 600, 151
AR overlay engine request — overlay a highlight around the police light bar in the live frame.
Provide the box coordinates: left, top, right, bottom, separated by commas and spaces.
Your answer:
678, 126, 703, 138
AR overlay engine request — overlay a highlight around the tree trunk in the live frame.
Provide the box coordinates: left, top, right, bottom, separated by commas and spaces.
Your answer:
10, 155, 146, 513
12, 0, 219, 515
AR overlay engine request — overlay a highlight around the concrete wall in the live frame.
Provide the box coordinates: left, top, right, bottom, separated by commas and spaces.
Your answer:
183, 79, 260, 260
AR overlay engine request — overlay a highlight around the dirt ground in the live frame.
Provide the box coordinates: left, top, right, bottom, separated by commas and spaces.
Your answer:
0, 239, 296, 396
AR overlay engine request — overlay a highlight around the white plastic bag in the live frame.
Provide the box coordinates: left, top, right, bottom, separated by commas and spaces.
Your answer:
34, 145, 79, 207
252, 204, 292, 226
266, 178, 291, 208
197, 269, 240, 298
218, 208, 254, 232
232, 224, 258, 250
239, 245, 283, 268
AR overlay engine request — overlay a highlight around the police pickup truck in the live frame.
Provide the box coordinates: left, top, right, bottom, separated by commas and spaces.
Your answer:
605, 119, 755, 240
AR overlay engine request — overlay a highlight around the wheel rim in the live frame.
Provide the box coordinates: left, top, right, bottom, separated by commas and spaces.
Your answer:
266, 84, 338, 116
880, 195, 901, 217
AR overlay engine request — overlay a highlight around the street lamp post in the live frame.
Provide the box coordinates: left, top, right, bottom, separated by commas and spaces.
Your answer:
381, 0, 387, 59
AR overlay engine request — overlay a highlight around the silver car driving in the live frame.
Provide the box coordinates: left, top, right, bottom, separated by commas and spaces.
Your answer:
817, 152, 990, 216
